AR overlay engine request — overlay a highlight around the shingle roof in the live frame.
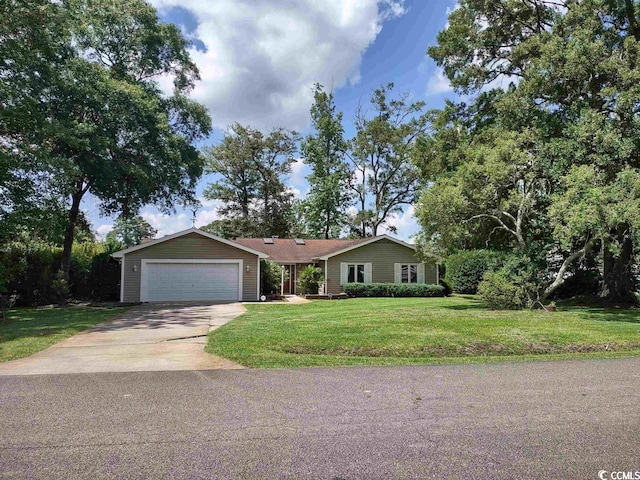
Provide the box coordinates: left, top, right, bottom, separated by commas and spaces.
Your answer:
234, 237, 371, 263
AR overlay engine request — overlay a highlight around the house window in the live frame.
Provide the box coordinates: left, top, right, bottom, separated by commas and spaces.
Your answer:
401, 264, 418, 284
348, 264, 365, 283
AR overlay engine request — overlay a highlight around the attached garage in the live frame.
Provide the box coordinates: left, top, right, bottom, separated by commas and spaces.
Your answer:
141, 260, 242, 302
112, 228, 268, 303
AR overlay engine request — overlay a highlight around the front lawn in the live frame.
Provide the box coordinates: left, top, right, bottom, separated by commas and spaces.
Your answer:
206, 296, 640, 368
0, 306, 129, 362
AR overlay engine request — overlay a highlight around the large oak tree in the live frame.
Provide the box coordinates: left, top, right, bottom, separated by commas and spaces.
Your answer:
418, 0, 640, 302
1, 0, 211, 280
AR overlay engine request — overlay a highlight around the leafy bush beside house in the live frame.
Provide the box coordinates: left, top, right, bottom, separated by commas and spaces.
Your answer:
343, 283, 445, 298
444, 250, 506, 294
297, 265, 323, 295
260, 260, 284, 295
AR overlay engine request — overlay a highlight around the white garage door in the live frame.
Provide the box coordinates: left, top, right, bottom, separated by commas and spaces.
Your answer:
141, 261, 240, 302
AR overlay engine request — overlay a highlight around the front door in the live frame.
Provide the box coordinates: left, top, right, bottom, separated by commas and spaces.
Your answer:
282, 264, 295, 294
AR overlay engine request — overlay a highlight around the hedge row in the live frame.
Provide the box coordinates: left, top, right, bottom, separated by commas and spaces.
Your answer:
0, 241, 120, 306
343, 282, 446, 298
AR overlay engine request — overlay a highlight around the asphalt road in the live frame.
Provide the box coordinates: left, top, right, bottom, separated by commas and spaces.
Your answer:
1, 358, 639, 479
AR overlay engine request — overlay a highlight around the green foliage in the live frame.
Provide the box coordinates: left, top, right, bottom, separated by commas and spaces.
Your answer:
1, 0, 211, 278
444, 250, 506, 294
417, 0, 640, 302
51, 270, 70, 305
260, 260, 284, 296
478, 272, 528, 310
349, 83, 427, 237
0, 239, 118, 306
439, 278, 453, 297
87, 253, 121, 302
300, 84, 351, 238
203, 124, 299, 238
106, 216, 157, 248
0, 263, 6, 293
297, 265, 323, 295
342, 283, 445, 298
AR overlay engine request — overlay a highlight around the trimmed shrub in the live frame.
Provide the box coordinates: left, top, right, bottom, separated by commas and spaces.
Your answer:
343, 283, 445, 298
477, 272, 528, 310
297, 265, 323, 295
444, 250, 506, 294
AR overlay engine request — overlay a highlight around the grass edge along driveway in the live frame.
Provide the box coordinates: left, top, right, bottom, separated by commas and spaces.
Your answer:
0, 306, 129, 362
206, 296, 640, 368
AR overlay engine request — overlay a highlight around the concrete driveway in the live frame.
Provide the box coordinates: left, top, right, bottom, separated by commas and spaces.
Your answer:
0, 303, 245, 375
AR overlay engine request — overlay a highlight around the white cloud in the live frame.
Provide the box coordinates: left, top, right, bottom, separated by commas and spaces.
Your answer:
444, 1, 460, 29
426, 68, 453, 96
95, 224, 113, 240
150, 0, 406, 131
141, 199, 222, 237
287, 186, 303, 199
379, 204, 419, 241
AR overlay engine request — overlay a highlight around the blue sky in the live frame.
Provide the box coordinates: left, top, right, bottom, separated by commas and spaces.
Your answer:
91, 0, 460, 242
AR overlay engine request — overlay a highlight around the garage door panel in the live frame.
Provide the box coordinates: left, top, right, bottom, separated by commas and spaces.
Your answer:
142, 262, 240, 302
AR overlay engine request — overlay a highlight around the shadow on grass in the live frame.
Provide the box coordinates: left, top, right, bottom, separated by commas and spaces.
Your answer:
576, 307, 640, 324
437, 295, 484, 310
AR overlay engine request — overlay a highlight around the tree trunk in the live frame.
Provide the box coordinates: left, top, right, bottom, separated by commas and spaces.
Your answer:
600, 224, 635, 302
60, 183, 85, 281
540, 237, 598, 303
324, 210, 330, 239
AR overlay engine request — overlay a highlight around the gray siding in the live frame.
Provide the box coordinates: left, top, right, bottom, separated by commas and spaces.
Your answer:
325, 239, 438, 294
122, 233, 260, 302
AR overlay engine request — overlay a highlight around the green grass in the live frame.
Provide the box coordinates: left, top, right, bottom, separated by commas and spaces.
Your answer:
206, 295, 640, 368
0, 306, 129, 362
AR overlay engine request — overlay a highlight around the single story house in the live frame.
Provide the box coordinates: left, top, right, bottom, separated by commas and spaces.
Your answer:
112, 228, 439, 302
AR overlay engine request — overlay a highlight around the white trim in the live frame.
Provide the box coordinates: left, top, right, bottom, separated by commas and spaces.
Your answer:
417, 263, 425, 284
364, 263, 372, 284
140, 259, 243, 302
119, 257, 125, 303
324, 259, 328, 294
111, 227, 268, 259
394, 263, 422, 284
317, 234, 416, 260
341, 262, 371, 285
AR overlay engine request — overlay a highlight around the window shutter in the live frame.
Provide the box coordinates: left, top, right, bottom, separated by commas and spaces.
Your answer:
364, 263, 372, 284
394, 263, 402, 284
418, 264, 425, 284
340, 263, 347, 286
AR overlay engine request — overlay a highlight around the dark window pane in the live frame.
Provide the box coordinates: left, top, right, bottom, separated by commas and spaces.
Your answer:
348, 265, 355, 283
401, 265, 408, 283
410, 265, 418, 283
357, 264, 365, 283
